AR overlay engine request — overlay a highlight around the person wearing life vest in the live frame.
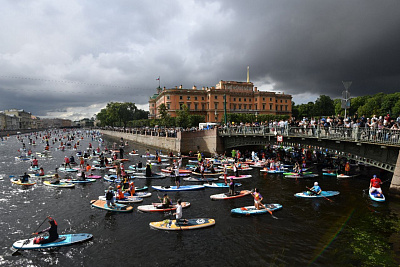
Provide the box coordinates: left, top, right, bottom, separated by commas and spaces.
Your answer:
158, 193, 172, 209
116, 185, 125, 200
32, 217, 59, 244
369, 175, 383, 196
38, 167, 45, 176
86, 164, 92, 175
344, 162, 350, 175
128, 182, 135, 196
252, 188, 264, 210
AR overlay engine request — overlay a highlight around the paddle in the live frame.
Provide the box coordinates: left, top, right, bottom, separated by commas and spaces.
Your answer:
306, 187, 333, 203
12, 216, 49, 256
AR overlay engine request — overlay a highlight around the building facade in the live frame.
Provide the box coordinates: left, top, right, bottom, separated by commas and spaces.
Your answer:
149, 79, 292, 122
3, 109, 33, 129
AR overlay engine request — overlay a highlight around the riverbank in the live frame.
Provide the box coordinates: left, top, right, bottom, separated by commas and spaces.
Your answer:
100, 128, 223, 156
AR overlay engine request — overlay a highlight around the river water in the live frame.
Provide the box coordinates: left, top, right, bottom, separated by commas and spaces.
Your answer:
0, 130, 399, 266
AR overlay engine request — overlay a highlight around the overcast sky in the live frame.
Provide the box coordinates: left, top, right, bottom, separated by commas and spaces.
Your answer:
1, 0, 399, 120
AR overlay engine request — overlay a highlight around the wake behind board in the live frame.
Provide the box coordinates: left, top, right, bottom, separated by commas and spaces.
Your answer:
231, 204, 282, 215
12, 233, 93, 250
91, 199, 133, 212
149, 218, 215, 231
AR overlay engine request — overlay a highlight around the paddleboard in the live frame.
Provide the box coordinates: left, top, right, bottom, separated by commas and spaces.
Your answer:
369, 190, 385, 202
98, 195, 143, 203
218, 174, 252, 180
135, 174, 164, 179
203, 183, 242, 188
12, 233, 93, 250
62, 179, 96, 184
192, 172, 223, 177
210, 190, 252, 200
152, 185, 205, 191
137, 202, 190, 212
294, 191, 340, 198
285, 174, 319, 179
183, 177, 218, 182
43, 181, 75, 188
231, 204, 283, 215
161, 169, 192, 174
11, 179, 36, 186
149, 218, 215, 231
91, 199, 133, 212
125, 192, 152, 198
322, 172, 337, 176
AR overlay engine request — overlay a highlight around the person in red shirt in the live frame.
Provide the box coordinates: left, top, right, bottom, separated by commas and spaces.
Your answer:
369, 175, 382, 195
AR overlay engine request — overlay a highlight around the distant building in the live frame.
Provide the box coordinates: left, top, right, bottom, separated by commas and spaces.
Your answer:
149, 68, 292, 122
3, 109, 32, 129
41, 118, 73, 128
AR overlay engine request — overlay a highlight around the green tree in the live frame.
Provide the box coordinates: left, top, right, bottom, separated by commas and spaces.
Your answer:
313, 95, 335, 117
176, 104, 190, 128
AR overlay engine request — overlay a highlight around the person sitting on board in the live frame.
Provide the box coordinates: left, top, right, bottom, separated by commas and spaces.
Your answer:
128, 182, 135, 196
50, 173, 60, 184
145, 164, 152, 177
228, 178, 236, 196
157, 193, 172, 209
174, 199, 188, 224
116, 185, 125, 200
105, 186, 116, 208
252, 188, 264, 210
369, 175, 383, 197
32, 217, 59, 244
20, 172, 30, 183
309, 182, 322, 195
86, 164, 92, 176
38, 167, 45, 176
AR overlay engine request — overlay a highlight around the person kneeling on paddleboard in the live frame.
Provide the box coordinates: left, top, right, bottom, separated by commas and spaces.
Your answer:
252, 188, 264, 210
20, 172, 30, 183
32, 217, 59, 244
228, 178, 235, 196
309, 182, 322, 195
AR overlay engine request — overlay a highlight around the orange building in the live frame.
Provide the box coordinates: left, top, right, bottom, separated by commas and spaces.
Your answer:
149, 72, 292, 122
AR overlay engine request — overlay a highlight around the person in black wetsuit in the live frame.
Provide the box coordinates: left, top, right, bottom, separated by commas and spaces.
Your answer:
20, 172, 30, 183
145, 164, 152, 177
33, 217, 59, 244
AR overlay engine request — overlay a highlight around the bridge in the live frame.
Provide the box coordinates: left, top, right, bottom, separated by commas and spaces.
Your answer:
218, 125, 400, 196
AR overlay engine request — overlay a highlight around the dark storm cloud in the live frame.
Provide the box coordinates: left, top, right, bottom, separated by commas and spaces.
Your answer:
0, 0, 399, 119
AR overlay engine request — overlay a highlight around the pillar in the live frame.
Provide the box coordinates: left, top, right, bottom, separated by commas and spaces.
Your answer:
389, 150, 400, 195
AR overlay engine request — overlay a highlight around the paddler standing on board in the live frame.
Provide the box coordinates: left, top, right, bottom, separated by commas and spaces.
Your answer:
369, 175, 383, 197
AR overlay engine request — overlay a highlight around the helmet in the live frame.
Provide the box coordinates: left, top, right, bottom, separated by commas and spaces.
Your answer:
373, 175, 377, 178
130, 182, 134, 185
117, 185, 121, 189
314, 182, 318, 186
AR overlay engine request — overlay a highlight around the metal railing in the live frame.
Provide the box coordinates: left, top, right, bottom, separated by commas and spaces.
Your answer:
218, 126, 400, 146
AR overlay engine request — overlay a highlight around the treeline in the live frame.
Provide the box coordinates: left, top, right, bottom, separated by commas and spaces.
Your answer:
96, 102, 290, 128
292, 92, 400, 119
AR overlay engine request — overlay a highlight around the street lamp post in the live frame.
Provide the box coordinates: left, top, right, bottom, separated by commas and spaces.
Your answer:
214, 110, 218, 123
255, 111, 258, 122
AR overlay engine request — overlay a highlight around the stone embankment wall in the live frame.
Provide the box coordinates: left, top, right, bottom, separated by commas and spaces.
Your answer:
100, 129, 223, 156
390, 150, 400, 197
